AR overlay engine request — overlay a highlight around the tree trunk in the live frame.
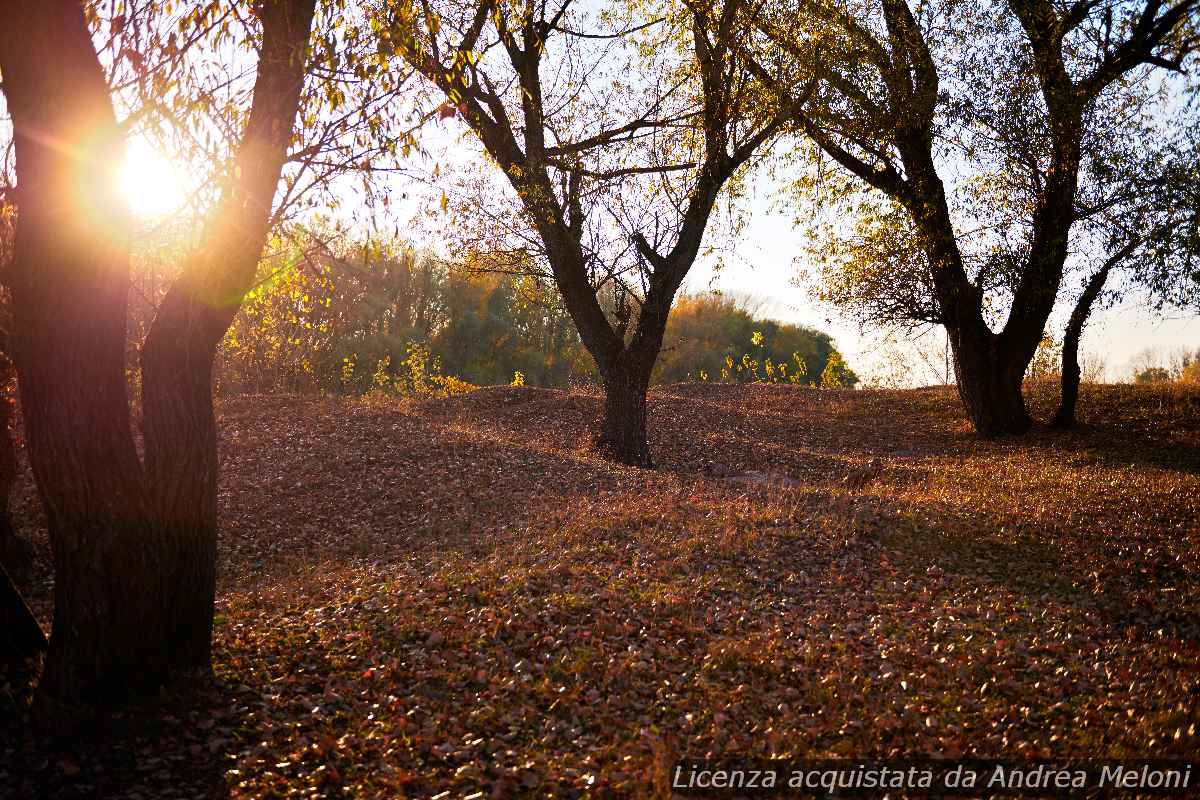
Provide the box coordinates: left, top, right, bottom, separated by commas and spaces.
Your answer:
0, 0, 170, 707
1052, 262, 1114, 429
141, 321, 219, 671
949, 328, 1033, 437
596, 352, 655, 468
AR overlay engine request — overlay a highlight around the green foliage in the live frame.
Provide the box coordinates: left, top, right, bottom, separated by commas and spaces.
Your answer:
655, 293, 856, 387
819, 350, 856, 388
221, 245, 856, 395
220, 233, 594, 395
805, 199, 944, 329
1135, 366, 1174, 385
432, 271, 591, 387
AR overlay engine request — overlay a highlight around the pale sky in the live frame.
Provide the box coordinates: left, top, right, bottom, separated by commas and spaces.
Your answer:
683, 188, 1200, 386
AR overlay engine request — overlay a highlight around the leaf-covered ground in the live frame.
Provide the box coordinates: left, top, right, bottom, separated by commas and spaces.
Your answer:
3, 383, 1199, 798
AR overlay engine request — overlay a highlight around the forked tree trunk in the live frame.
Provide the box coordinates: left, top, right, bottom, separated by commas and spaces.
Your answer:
948, 327, 1033, 438
1053, 262, 1115, 429
596, 352, 655, 467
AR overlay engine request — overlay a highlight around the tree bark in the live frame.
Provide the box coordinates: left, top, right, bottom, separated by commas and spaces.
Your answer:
0, 0, 168, 705
596, 351, 655, 467
1052, 261, 1114, 429
140, 337, 221, 670
950, 329, 1033, 437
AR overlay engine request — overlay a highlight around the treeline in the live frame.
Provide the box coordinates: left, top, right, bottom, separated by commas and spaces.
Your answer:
218, 238, 588, 394
216, 236, 856, 394
655, 294, 857, 387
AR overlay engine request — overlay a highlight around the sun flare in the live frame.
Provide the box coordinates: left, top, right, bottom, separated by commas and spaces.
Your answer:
119, 140, 188, 219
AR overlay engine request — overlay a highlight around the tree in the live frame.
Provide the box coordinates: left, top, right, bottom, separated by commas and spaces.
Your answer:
820, 349, 857, 388
1, 0, 166, 706
139, 0, 319, 671
1048, 85, 1200, 425
1181, 353, 1200, 384
388, 0, 817, 465
0, 0, 317, 706
653, 292, 847, 384
750, 0, 1199, 436
1135, 365, 1174, 383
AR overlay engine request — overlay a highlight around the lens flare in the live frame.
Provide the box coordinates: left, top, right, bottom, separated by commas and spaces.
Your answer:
119, 140, 187, 218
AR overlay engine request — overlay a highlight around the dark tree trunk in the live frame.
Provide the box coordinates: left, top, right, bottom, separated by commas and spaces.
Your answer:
0, 0, 169, 706
947, 326, 1033, 437
141, 328, 219, 671
1052, 261, 1114, 429
596, 352, 655, 467
892, 138, 1039, 439
868, 12, 1085, 441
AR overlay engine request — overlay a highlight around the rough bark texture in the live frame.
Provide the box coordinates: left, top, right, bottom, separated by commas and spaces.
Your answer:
950, 331, 1033, 437
140, 0, 316, 671
1052, 261, 1113, 429
0, 0, 315, 704
596, 350, 657, 468
0, 0, 167, 705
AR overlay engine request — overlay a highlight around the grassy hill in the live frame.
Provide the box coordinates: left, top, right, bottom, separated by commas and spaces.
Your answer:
4, 383, 1200, 798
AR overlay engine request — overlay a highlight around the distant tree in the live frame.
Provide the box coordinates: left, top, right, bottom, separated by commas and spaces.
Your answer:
221, 235, 450, 393
219, 236, 593, 392
654, 293, 847, 385
751, 0, 1199, 436
819, 350, 857, 388
1134, 366, 1174, 384
389, 0, 818, 465
434, 270, 590, 387
1181, 355, 1200, 385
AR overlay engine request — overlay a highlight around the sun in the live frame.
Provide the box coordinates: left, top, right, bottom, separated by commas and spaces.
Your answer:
119, 139, 188, 219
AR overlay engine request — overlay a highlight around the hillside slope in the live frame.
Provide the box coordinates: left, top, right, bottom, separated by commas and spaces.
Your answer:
4, 383, 1200, 798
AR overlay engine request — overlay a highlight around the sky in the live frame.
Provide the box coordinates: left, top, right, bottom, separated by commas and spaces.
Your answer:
682, 187, 1200, 387
108, 117, 1198, 389
85, 4, 1198, 390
